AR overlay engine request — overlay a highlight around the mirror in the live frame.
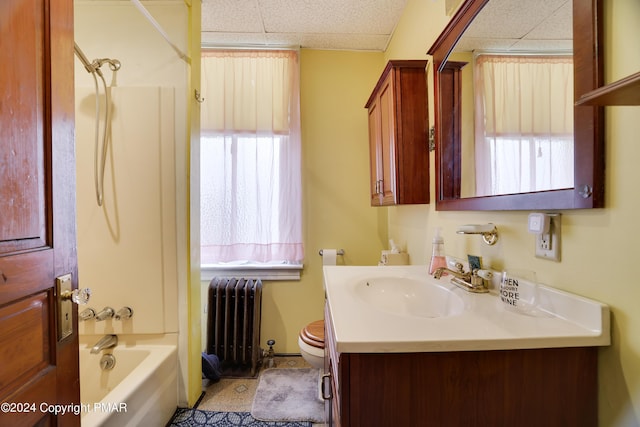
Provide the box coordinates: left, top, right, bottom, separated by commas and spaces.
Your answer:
428, 0, 604, 210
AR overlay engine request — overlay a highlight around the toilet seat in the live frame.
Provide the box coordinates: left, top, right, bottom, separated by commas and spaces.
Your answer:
299, 319, 324, 349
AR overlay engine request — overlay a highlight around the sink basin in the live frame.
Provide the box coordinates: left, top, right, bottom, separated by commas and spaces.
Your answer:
353, 277, 464, 318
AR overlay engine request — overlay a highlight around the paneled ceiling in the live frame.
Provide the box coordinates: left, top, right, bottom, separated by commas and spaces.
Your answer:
455, 0, 572, 53
200, 0, 572, 52
201, 0, 408, 51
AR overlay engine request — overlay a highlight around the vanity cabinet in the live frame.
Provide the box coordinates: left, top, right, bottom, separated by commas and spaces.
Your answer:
324, 303, 598, 427
365, 60, 429, 206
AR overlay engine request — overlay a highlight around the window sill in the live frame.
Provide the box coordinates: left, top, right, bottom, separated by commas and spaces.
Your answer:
201, 263, 303, 282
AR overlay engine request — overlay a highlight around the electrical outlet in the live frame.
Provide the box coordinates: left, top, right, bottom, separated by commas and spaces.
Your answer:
535, 214, 561, 261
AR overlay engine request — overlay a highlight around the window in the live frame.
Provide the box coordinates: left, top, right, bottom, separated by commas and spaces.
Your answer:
474, 54, 574, 196
200, 50, 303, 279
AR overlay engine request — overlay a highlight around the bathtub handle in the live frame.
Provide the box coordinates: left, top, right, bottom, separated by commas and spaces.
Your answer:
115, 306, 134, 320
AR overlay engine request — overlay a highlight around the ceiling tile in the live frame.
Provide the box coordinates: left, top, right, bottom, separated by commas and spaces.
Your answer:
202, 0, 264, 33
201, 0, 571, 52
201, 0, 406, 50
257, 0, 406, 34
455, 0, 572, 53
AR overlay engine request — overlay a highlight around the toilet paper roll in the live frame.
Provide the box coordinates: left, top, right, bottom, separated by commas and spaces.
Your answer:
321, 249, 337, 266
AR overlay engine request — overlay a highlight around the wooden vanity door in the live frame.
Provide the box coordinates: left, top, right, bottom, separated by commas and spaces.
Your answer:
0, 0, 80, 425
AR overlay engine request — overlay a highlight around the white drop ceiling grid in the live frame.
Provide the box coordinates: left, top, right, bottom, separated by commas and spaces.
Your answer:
201, 0, 573, 52
455, 0, 572, 53
201, 0, 408, 51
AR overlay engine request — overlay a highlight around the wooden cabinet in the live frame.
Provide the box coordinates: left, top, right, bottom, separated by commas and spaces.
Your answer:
365, 60, 429, 206
324, 304, 598, 427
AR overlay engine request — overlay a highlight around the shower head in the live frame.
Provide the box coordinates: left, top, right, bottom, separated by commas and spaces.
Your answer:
74, 43, 122, 77
94, 58, 122, 72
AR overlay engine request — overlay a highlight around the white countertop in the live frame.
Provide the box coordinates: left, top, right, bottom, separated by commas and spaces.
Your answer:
323, 265, 610, 353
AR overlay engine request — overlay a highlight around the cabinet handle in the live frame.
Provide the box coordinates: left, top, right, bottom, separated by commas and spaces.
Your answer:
321, 373, 332, 400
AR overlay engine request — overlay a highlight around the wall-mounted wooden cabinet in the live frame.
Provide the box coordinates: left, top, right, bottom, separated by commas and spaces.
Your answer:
365, 60, 429, 206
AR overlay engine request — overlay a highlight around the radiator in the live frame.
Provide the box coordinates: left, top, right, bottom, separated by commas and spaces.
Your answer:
206, 277, 263, 377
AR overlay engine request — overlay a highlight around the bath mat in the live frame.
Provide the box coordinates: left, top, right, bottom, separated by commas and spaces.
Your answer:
199, 356, 313, 413
250, 368, 324, 423
169, 409, 312, 427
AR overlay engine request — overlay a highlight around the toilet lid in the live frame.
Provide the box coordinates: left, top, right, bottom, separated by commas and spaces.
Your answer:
300, 320, 324, 349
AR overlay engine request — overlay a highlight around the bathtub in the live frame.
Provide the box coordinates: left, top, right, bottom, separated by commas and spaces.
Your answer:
79, 336, 177, 426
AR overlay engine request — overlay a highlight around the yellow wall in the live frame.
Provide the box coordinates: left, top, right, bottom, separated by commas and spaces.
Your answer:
187, 0, 203, 407
384, 0, 640, 425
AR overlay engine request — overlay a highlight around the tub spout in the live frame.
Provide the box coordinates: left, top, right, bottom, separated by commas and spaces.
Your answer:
91, 334, 118, 354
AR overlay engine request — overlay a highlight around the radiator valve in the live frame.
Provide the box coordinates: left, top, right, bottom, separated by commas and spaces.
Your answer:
265, 339, 276, 368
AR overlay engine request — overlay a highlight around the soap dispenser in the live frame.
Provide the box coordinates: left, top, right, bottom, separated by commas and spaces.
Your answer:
428, 227, 447, 274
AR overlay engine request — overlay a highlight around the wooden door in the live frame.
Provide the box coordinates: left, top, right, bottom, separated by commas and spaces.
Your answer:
0, 0, 80, 426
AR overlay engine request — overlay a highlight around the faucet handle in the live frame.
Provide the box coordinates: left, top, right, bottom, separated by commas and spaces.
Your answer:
475, 269, 493, 280
95, 307, 115, 321
115, 307, 133, 320
79, 308, 96, 321
448, 261, 464, 273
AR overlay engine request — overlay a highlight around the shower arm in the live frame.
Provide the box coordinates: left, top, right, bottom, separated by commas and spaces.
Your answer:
74, 43, 122, 75
74, 42, 99, 74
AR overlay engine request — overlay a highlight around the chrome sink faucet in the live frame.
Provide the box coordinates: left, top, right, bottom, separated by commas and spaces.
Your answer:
433, 267, 491, 293
90, 334, 118, 354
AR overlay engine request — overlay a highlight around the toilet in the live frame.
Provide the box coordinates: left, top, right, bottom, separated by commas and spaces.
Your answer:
298, 319, 325, 369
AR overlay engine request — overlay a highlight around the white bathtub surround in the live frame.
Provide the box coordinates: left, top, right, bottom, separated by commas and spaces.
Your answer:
79, 334, 178, 427
323, 265, 610, 353
75, 0, 190, 404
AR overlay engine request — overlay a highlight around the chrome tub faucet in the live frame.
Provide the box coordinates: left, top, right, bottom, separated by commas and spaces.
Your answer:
90, 334, 118, 354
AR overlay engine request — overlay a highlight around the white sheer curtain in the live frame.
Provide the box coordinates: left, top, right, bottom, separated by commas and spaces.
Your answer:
200, 50, 303, 264
474, 55, 574, 196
